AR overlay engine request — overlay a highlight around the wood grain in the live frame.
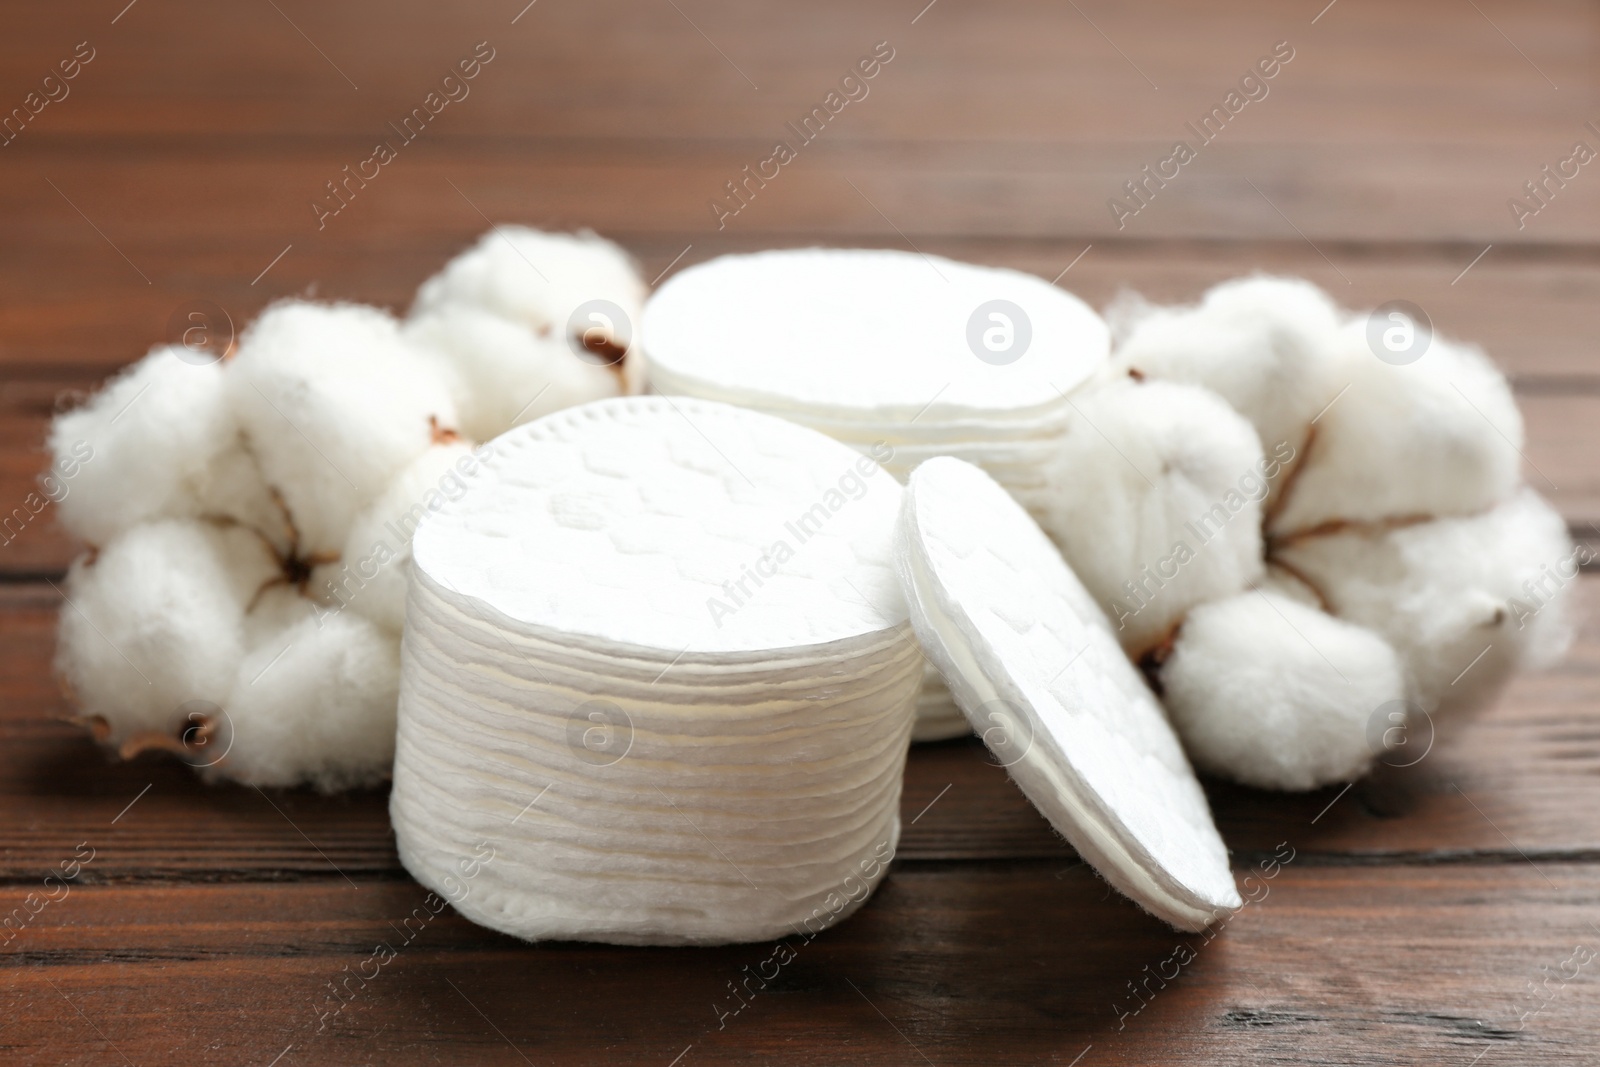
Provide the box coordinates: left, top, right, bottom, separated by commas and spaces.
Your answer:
2, 864, 1596, 1066
3, 0, 1599, 1062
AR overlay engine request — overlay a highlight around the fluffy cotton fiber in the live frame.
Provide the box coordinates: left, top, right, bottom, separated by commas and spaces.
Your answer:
49, 348, 242, 546
1274, 488, 1575, 713
407, 306, 622, 442
411, 226, 648, 395
50, 227, 649, 791
1111, 275, 1347, 497
1037, 376, 1269, 656
56, 519, 278, 748
216, 610, 401, 792
316, 441, 477, 635
1268, 326, 1524, 536
1158, 586, 1407, 791
226, 301, 460, 557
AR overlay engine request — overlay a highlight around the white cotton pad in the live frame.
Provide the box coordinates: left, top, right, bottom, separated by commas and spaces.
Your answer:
895, 457, 1240, 931
643, 248, 1108, 426
391, 396, 920, 946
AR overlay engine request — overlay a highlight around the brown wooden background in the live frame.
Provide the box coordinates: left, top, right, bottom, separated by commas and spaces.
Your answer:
3, 0, 1599, 1063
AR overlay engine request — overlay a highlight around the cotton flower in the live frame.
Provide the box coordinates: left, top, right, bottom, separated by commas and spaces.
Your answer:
49, 348, 242, 545
1268, 327, 1523, 536
1070, 274, 1571, 791
56, 519, 278, 750
51, 227, 649, 791
1036, 376, 1269, 655
407, 306, 622, 442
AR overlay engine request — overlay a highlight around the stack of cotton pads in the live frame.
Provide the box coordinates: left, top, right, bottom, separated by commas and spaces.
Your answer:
391, 396, 921, 946
643, 248, 1111, 740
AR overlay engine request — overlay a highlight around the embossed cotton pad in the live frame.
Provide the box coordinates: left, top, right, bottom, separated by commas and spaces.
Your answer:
643, 248, 1110, 740
391, 396, 920, 946
895, 457, 1241, 930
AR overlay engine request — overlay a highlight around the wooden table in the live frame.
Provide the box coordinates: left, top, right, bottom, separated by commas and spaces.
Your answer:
3, 0, 1598, 1062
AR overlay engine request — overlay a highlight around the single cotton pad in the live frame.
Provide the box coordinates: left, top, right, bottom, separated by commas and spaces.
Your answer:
392, 396, 920, 946
895, 457, 1240, 930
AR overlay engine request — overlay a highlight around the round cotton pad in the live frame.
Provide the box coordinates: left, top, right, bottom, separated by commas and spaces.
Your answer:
408, 395, 907, 655
895, 457, 1241, 930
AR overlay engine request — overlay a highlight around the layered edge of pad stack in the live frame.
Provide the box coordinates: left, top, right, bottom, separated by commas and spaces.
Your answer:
392, 395, 921, 946
895, 457, 1242, 931
642, 247, 1111, 740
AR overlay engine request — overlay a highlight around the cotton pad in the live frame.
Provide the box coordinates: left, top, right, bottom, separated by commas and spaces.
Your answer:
895, 457, 1240, 930
644, 248, 1111, 738
391, 396, 920, 946
643, 248, 1106, 434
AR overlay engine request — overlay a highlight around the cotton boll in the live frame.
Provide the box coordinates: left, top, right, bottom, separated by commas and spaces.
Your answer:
226, 301, 460, 556
215, 610, 401, 792
1270, 327, 1522, 536
317, 441, 476, 633
1112, 275, 1347, 479
407, 306, 621, 442
194, 439, 295, 555
1159, 588, 1407, 791
1036, 377, 1269, 656
242, 584, 318, 649
55, 519, 279, 748
412, 227, 646, 391
1274, 489, 1575, 713
49, 347, 238, 545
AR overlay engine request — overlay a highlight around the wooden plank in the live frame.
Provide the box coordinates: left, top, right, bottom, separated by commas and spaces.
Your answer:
0, 0, 1592, 155
1, 576, 1597, 880
1, 864, 1595, 1064
3, 136, 1600, 267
